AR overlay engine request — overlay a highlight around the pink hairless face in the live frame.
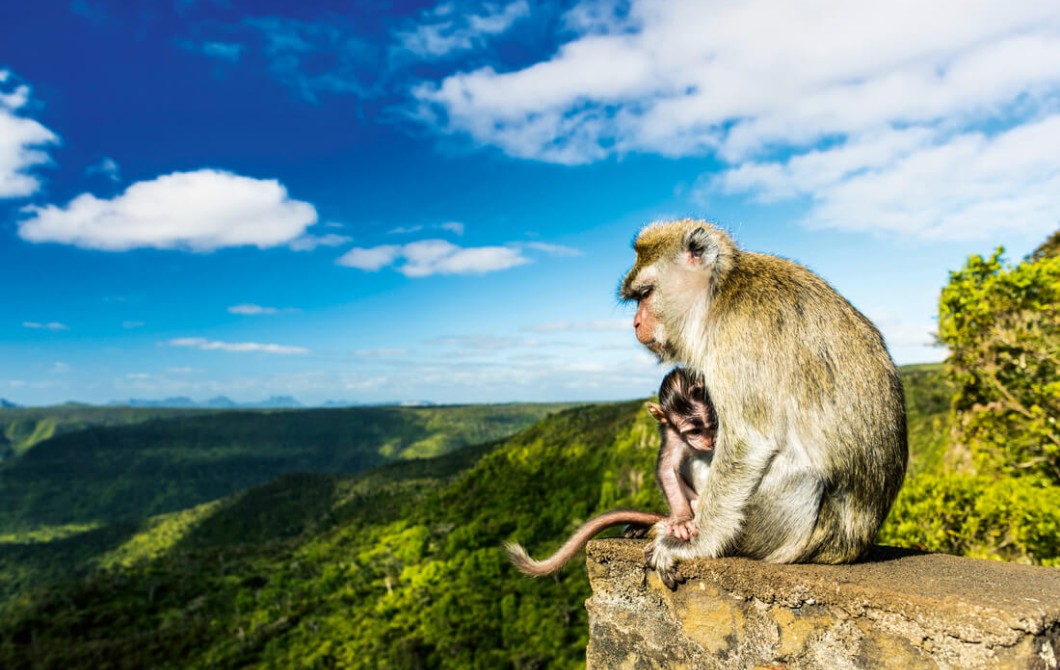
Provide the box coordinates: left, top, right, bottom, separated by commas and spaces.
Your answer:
670, 411, 715, 452
633, 291, 662, 352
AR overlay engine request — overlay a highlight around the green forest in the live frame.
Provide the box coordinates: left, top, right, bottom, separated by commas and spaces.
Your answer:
0, 233, 1056, 668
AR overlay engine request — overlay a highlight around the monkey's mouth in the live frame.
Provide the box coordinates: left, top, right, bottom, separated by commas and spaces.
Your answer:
643, 339, 668, 356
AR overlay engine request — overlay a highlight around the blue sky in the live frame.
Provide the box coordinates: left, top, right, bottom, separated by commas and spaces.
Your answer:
2, 0, 1058, 406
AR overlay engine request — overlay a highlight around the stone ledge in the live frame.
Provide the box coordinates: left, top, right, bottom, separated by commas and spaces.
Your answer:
585, 539, 1060, 670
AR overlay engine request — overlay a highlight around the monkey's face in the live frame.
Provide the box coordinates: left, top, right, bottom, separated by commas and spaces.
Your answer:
621, 225, 686, 359
672, 404, 716, 452
649, 399, 716, 452
621, 219, 737, 362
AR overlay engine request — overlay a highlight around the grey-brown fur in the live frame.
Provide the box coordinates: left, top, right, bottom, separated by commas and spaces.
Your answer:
621, 219, 907, 589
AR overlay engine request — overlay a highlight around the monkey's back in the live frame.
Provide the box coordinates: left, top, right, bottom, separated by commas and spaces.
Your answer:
702, 251, 908, 562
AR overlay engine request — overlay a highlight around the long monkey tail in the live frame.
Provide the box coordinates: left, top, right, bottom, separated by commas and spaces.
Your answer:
505, 510, 665, 577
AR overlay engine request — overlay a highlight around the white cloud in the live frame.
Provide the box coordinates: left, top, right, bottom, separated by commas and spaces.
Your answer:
337, 239, 530, 277
337, 244, 403, 271
389, 221, 465, 236
51, 362, 71, 374
712, 116, 1060, 240
0, 71, 59, 199
228, 304, 299, 315
18, 169, 318, 251
288, 233, 351, 251
417, 0, 1060, 161
525, 319, 627, 333
228, 304, 278, 315
200, 41, 244, 62
353, 348, 409, 357
403, 239, 527, 277
397, 1, 530, 59
86, 156, 121, 182
864, 308, 946, 365
412, 1, 1060, 240
427, 334, 536, 350
389, 225, 425, 235
439, 221, 464, 235
561, 0, 630, 34
167, 337, 308, 355
521, 241, 583, 257
23, 321, 69, 331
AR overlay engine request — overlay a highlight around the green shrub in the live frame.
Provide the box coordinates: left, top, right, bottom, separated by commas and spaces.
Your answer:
937, 239, 1059, 485
880, 474, 1060, 566
882, 229, 1060, 567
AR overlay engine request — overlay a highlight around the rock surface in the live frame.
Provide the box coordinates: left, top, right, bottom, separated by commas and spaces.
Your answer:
585, 539, 1060, 669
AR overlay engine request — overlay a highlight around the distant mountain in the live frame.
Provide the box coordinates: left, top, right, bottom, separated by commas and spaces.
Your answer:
321, 399, 363, 408
0, 399, 18, 409
204, 396, 237, 409
112, 395, 304, 409
243, 395, 302, 409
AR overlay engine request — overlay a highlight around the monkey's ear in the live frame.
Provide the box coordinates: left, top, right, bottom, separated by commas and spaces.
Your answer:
684, 227, 714, 267
646, 402, 667, 423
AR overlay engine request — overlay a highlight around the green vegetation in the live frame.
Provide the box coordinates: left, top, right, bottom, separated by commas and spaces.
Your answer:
0, 404, 572, 535
0, 405, 213, 461
0, 403, 659, 668
894, 363, 952, 477
879, 231, 1059, 565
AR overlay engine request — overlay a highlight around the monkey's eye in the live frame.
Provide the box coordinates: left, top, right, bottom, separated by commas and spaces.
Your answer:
636, 286, 653, 301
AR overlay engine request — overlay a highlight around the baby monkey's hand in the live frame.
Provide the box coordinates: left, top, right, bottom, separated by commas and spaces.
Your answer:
666, 515, 698, 541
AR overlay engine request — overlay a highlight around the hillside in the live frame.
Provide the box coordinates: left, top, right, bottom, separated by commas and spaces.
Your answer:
0, 403, 573, 536
0, 401, 659, 668
0, 366, 962, 668
0, 405, 220, 462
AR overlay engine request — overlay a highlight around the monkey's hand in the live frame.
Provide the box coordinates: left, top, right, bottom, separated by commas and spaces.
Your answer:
666, 516, 699, 542
644, 525, 686, 591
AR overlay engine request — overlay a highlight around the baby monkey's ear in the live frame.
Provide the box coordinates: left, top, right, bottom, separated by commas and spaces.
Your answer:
646, 402, 668, 424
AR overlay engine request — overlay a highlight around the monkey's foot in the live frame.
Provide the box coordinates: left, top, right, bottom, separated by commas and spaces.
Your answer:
644, 539, 685, 591
623, 523, 651, 539
666, 517, 698, 542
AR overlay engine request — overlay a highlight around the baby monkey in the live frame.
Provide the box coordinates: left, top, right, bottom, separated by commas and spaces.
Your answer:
506, 367, 716, 577
647, 367, 716, 541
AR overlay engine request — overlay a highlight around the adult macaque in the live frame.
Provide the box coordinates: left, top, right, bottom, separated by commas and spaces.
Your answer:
647, 367, 716, 541
621, 219, 907, 590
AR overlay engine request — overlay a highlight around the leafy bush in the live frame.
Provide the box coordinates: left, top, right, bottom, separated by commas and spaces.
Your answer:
880, 474, 1060, 566
937, 239, 1059, 485
885, 229, 1060, 567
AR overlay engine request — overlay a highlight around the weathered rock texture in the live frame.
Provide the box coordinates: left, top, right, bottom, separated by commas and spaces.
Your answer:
585, 539, 1059, 670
